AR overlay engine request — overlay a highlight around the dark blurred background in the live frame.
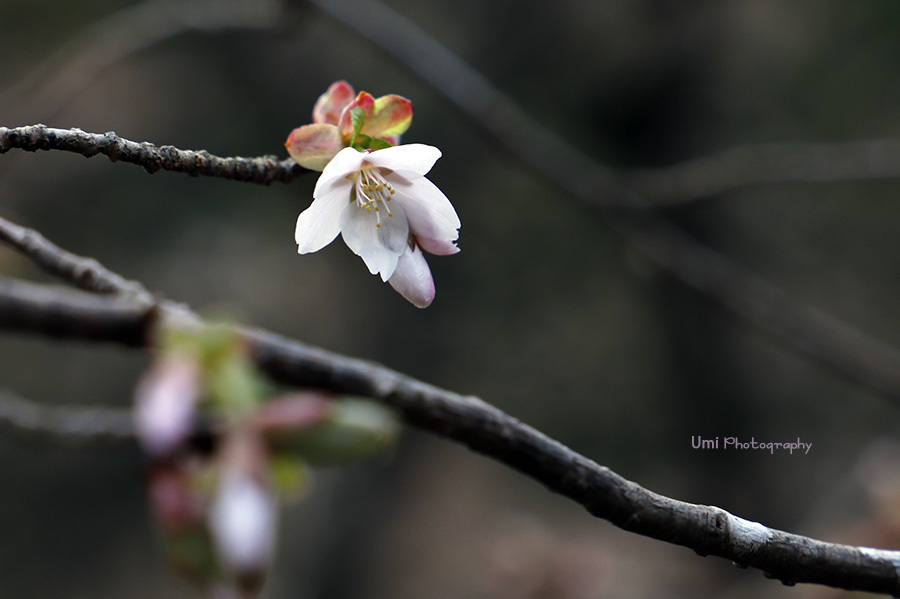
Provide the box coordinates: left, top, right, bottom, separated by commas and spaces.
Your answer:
2, 1, 900, 597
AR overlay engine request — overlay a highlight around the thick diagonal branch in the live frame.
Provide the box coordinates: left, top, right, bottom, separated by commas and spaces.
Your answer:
0, 277, 152, 345
2, 218, 900, 595
0, 124, 306, 184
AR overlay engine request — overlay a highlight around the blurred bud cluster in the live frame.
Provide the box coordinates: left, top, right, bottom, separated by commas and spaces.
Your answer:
134, 324, 400, 597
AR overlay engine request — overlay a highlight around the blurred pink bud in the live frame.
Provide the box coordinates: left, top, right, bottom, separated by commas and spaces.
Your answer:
148, 465, 205, 531
260, 396, 400, 464
210, 470, 277, 576
134, 356, 202, 458
252, 392, 332, 434
209, 431, 277, 587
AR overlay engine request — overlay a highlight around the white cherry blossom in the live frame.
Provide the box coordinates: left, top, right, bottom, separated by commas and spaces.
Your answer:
295, 144, 460, 307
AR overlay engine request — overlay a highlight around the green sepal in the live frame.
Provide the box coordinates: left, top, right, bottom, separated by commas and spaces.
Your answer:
264, 398, 400, 464
352, 134, 394, 152
269, 455, 312, 503
366, 137, 393, 151
350, 106, 367, 144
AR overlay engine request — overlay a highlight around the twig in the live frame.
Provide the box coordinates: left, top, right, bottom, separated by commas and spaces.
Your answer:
612, 211, 900, 400
0, 216, 151, 296
626, 138, 900, 206
0, 388, 133, 443
0, 0, 285, 124
305, 0, 900, 403
0, 125, 306, 185
1, 227, 900, 594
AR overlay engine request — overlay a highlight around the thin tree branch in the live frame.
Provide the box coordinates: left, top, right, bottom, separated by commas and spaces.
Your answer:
0, 388, 133, 443
613, 211, 900, 401
626, 138, 900, 206
0, 216, 151, 296
304, 0, 900, 404
0, 125, 306, 184
0, 0, 285, 124
1, 225, 900, 595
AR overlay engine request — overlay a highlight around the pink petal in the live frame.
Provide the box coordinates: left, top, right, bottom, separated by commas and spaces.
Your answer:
390, 173, 460, 249
312, 80, 355, 125
416, 235, 460, 256
134, 356, 201, 458
388, 244, 435, 308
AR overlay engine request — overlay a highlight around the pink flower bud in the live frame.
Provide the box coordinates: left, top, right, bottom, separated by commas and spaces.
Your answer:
209, 431, 277, 590
134, 356, 202, 458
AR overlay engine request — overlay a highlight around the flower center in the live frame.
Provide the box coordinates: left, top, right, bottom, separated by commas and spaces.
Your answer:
354, 166, 394, 228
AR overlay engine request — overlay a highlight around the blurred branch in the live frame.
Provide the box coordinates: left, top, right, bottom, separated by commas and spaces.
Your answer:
2, 216, 900, 595
614, 211, 900, 400
0, 277, 152, 346
0, 215, 151, 296
305, 0, 900, 403
0, 125, 306, 185
0, 0, 285, 124
0, 388, 133, 443
627, 138, 900, 205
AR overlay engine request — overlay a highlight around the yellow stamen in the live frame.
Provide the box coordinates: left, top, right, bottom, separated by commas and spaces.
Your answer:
354, 166, 396, 227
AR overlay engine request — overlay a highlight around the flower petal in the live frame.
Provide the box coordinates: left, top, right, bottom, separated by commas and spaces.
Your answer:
390, 173, 460, 249
388, 244, 435, 308
416, 236, 460, 256
312, 80, 355, 125
339, 201, 409, 280
295, 188, 348, 254
365, 143, 442, 175
285, 124, 343, 171
313, 148, 369, 188
364, 94, 413, 139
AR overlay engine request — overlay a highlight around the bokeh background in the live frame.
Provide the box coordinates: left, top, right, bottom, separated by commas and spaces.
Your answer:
2, 1, 900, 597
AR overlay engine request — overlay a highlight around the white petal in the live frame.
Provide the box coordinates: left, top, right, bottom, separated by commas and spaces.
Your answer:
313, 147, 366, 196
365, 144, 442, 175
390, 173, 460, 248
339, 201, 409, 280
389, 245, 435, 308
298, 149, 367, 253
295, 191, 347, 254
